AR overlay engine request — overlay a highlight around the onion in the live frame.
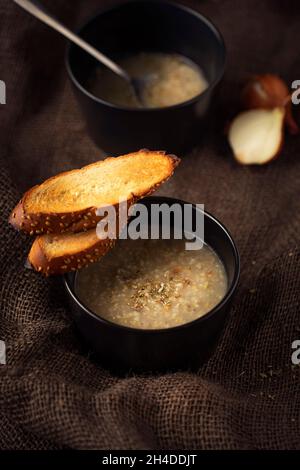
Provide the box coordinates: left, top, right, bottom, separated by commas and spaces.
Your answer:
228, 108, 285, 165
241, 74, 299, 135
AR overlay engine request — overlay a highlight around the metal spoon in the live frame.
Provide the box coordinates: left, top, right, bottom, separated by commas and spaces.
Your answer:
13, 0, 148, 106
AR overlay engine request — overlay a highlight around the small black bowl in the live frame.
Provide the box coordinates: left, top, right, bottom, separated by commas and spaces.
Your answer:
64, 197, 240, 373
66, 0, 226, 154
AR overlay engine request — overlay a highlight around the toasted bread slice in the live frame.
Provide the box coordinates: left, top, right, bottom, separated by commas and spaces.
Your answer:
10, 150, 180, 234
28, 230, 115, 276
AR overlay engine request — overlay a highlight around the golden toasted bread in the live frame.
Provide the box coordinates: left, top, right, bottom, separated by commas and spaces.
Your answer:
28, 230, 116, 276
10, 150, 180, 234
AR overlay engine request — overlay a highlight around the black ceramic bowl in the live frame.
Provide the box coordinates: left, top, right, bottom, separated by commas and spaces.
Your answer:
66, 0, 226, 154
64, 197, 239, 373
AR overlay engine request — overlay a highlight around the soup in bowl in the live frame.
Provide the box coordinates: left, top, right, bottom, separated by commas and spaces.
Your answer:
64, 197, 239, 373
66, 1, 226, 153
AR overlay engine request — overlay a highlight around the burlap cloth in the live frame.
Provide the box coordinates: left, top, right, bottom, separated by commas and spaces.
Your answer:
0, 0, 300, 450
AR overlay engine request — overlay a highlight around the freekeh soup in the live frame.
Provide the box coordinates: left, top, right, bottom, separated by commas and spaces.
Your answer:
87, 52, 208, 108
75, 238, 227, 330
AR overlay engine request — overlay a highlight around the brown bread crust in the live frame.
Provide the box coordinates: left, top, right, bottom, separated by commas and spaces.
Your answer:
28, 232, 116, 276
9, 150, 180, 235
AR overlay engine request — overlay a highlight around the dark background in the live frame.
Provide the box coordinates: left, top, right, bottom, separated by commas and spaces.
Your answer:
0, 0, 300, 450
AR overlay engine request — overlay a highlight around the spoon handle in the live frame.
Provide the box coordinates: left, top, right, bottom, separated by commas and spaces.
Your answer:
13, 0, 130, 82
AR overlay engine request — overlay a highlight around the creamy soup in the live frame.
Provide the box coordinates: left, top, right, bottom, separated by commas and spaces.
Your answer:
87, 52, 208, 108
75, 238, 227, 330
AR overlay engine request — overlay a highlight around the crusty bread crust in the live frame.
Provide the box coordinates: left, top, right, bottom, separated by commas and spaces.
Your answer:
9, 150, 180, 235
11, 149, 180, 276
28, 231, 116, 276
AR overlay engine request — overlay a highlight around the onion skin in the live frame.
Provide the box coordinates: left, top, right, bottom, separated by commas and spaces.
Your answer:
241, 74, 299, 135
